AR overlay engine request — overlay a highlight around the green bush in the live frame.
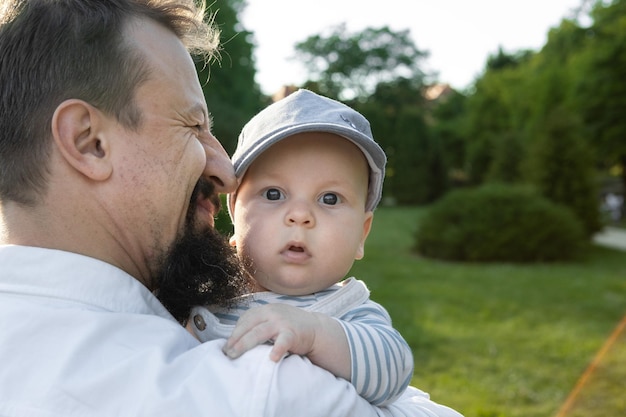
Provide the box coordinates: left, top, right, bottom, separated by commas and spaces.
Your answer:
414, 184, 587, 262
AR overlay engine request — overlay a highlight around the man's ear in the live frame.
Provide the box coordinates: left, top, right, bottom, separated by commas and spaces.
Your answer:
355, 211, 374, 260
51, 99, 113, 181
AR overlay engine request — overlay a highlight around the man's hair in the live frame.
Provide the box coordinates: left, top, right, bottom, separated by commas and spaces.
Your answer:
0, 0, 219, 205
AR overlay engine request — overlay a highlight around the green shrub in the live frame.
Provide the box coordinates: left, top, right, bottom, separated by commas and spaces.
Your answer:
414, 184, 586, 262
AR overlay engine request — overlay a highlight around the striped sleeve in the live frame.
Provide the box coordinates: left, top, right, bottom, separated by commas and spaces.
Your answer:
338, 300, 414, 406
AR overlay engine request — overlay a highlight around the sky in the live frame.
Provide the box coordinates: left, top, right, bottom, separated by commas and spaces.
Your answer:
240, 0, 587, 95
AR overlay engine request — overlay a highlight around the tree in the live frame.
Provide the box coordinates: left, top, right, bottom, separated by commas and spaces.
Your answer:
487, 130, 524, 184
461, 48, 535, 186
289, 24, 440, 204
293, 24, 428, 101
526, 107, 601, 238
431, 89, 468, 177
200, 0, 264, 154
465, 134, 495, 185
358, 78, 447, 205
571, 0, 626, 193
392, 108, 447, 204
486, 46, 534, 71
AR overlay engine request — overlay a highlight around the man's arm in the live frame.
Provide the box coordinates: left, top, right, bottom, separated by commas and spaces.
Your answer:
269, 349, 464, 417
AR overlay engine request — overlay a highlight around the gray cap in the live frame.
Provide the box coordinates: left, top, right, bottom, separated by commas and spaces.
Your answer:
230, 89, 386, 215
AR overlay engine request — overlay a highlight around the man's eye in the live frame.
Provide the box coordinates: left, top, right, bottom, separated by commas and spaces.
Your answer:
264, 188, 284, 201
320, 193, 339, 205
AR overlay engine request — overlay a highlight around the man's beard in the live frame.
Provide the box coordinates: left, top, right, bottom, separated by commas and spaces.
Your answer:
155, 179, 252, 324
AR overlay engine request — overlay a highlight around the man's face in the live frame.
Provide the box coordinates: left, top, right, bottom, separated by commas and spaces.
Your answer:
109, 18, 248, 318
111, 18, 236, 281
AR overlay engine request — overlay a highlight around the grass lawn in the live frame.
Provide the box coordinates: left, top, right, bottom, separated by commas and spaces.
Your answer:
348, 206, 626, 417
558, 316, 626, 417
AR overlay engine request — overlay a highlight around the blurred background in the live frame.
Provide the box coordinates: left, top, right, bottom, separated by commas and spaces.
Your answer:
202, 1, 626, 416
204, 0, 624, 226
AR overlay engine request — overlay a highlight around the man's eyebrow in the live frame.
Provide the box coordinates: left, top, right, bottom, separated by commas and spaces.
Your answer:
188, 103, 207, 118
207, 112, 214, 132
188, 103, 212, 129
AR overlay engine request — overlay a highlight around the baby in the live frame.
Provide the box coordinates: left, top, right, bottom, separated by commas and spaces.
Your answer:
189, 89, 413, 406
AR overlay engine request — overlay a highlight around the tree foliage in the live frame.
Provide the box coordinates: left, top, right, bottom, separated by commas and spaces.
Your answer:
204, 0, 624, 237
291, 24, 442, 204
526, 107, 602, 237
487, 131, 524, 183
571, 0, 626, 188
431, 89, 467, 175
391, 108, 446, 205
200, 0, 264, 154
357, 77, 447, 205
294, 24, 428, 100
440, 0, 625, 239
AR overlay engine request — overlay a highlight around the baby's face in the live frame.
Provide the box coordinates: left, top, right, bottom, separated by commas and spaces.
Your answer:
230, 132, 373, 295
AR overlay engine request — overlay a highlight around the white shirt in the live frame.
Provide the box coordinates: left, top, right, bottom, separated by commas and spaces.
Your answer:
0, 245, 462, 417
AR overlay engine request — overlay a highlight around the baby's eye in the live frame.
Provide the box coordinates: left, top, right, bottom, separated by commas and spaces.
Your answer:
264, 188, 284, 201
319, 193, 339, 205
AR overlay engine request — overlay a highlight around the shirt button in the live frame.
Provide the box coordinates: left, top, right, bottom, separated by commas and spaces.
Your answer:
193, 314, 206, 331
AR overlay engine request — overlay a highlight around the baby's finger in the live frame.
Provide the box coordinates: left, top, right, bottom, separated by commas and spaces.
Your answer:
224, 321, 277, 359
268, 332, 295, 362
224, 310, 266, 349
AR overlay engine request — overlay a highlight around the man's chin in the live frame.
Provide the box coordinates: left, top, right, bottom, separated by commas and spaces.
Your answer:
155, 221, 251, 324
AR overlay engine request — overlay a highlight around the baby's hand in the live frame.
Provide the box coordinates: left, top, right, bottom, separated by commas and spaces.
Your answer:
223, 303, 322, 362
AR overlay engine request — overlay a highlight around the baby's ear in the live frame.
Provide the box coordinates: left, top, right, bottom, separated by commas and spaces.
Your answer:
229, 235, 237, 247
355, 212, 374, 260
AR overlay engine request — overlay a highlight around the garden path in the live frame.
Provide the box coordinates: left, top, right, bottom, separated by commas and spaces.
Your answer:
593, 226, 626, 251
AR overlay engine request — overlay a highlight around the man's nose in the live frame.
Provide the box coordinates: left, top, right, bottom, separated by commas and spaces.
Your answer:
202, 133, 236, 194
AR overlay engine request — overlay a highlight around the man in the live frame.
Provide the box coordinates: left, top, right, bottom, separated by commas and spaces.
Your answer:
0, 1, 462, 416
